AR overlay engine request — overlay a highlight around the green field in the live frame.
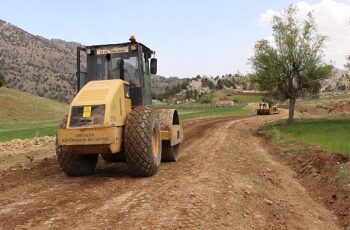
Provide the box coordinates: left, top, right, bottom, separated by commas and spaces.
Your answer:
154, 103, 254, 120
0, 87, 68, 141
230, 94, 262, 104
0, 88, 255, 142
264, 118, 350, 157
176, 106, 254, 120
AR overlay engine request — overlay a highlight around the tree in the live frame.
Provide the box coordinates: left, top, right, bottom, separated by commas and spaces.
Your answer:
201, 78, 214, 89
185, 90, 193, 99
0, 72, 5, 88
250, 5, 332, 124
207, 80, 215, 90
201, 78, 208, 88
216, 79, 224, 90
345, 55, 350, 71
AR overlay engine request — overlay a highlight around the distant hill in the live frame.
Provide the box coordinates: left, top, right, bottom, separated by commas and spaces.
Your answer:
320, 69, 350, 92
151, 75, 188, 95
153, 73, 257, 103
2, 19, 346, 103
0, 19, 188, 102
0, 20, 79, 102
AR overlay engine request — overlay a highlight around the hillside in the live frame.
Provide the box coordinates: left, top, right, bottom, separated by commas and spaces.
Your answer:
1, 18, 348, 104
320, 69, 350, 91
0, 20, 79, 102
0, 87, 68, 141
154, 73, 259, 104
0, 18, 252, 103
151, 75, 187, 96
0, 19, 188, 102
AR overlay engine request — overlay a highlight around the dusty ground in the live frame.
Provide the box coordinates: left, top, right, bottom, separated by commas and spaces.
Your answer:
0, 113, 343, 229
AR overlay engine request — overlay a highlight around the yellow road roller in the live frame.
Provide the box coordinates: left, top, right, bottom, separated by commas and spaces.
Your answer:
56, 36, 183, 177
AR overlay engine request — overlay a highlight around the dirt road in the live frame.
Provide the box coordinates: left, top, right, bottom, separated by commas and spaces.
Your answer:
0, 113, 341, 229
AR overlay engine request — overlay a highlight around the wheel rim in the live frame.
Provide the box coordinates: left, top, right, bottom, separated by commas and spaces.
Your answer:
152, 127, 159, 158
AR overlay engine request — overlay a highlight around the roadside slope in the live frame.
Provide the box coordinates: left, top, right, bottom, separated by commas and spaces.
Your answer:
0, 87, 68, 141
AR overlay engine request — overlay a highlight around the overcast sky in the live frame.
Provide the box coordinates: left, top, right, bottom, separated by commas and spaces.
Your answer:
1, 0, 349, 78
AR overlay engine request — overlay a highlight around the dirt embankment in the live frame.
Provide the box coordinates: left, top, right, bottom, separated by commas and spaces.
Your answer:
298, 100, 350, 116
328, 101, 350, 114
0, 136, 54, 174
260, 133, 350, 228
0, 114, 344, 229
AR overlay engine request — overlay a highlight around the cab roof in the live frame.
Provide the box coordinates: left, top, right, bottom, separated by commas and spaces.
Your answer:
85, 42, 154, 55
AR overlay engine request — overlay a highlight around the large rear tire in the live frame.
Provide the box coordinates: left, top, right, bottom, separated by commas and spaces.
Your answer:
55, 116, 98, 176
125, 106, 162, 177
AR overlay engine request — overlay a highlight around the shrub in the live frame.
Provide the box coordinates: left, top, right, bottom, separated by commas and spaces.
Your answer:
0, 72, 5, 88
199, 94, 212, 104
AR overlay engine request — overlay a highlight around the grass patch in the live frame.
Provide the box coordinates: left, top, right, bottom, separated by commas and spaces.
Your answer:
230, 94, 262, 104
155, 104, 254, 120
263, 118, 350, 157
0, 126, 57, 142
176, 106, 254, 121
0, 88, 68, 141
336, 164, 350, 186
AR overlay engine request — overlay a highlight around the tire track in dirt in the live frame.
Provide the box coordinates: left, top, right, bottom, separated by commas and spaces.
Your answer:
0, 116, 247, 229
0, 114, 341, 229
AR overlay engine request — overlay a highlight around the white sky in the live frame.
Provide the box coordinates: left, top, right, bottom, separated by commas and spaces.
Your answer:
1, 0, 349, 77
258, 0, 350, 69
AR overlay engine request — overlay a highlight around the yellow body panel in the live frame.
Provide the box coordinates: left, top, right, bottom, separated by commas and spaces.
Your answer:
57, 79, 184, 155
57, 79, 131, 154
68, 79, 132, 128
58, 127, 123, 153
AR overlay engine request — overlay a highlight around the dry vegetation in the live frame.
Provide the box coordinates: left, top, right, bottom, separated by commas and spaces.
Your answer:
0, 20, 78, 102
